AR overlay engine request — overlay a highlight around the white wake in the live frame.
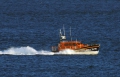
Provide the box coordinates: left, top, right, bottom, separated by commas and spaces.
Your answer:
0, 46, 38, 55
0, 46, 98, 55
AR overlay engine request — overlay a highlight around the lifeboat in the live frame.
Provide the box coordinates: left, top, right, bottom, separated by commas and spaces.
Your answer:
51, 26, 100, 55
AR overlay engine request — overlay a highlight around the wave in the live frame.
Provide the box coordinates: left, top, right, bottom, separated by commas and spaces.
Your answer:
0, 46, 98, 55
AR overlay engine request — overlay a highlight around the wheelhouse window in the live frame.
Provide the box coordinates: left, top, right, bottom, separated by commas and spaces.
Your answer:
64, 43, 68, 46
73, 43, 76, 46
64, 43, 76, 46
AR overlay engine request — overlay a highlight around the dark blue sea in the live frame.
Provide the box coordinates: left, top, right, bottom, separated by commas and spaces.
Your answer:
0, 0, 120, 77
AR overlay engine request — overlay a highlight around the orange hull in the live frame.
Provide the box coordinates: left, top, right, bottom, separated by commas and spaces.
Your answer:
52, 41, 99, 52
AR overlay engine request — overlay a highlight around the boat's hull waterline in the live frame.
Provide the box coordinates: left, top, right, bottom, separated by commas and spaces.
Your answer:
74, 49, 99, 55
57, 50, 99, 55
52, 48, 99, 55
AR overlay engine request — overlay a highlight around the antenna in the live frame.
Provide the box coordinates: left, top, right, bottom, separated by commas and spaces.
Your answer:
63, 24, 65, 36
70, 26, 72, 41
76, 38, 77, 43
70, 26, 71, 36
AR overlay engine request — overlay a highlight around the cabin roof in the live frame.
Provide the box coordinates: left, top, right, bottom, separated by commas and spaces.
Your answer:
60, 41, 81, 44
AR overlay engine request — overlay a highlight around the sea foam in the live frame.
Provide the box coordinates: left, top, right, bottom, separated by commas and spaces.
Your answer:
0, 46, 98, 55
0, 46, 76, 55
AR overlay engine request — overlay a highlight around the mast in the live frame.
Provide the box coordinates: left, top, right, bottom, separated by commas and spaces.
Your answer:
59, 25, 66, 41
60, 29, 62, 36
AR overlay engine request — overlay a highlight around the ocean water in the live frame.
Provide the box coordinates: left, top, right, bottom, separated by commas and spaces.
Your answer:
0, 0, 120, 77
